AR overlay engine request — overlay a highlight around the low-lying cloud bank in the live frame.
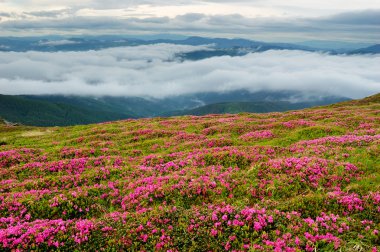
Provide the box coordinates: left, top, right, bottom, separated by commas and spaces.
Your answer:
0, 44, 379, 99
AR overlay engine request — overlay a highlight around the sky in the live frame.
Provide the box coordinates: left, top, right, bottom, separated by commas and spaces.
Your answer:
1, 44, 379, 99
0, 0, 379, 42
0, 1, 379, 99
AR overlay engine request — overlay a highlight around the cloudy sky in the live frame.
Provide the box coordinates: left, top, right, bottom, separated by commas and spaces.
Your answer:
1, 44, 379, 99
0, 0, 379, 42
0, 1, 379, 99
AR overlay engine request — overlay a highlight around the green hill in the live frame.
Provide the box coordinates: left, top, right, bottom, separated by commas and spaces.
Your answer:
162, 100, 348, 116
0, 94, 135, 126
0, 92, 349, 126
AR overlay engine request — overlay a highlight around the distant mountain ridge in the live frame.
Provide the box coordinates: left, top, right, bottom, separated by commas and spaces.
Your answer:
0, 36, 377, 55
161, 98, 349, 117
0, 91, 350, 126
161, 101, 299, 116
348, 44, 380, 55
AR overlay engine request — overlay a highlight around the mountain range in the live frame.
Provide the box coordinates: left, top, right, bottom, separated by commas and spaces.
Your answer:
0, 36, 378, 55
0, 91, 349, 126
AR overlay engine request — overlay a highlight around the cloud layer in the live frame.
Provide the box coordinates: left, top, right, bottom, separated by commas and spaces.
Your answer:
0, 10, 379, 42
0, 44, 379, 99
0, 0, 379, 42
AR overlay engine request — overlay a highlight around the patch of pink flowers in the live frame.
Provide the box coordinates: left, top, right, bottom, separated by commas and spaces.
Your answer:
239, 130, 275, 141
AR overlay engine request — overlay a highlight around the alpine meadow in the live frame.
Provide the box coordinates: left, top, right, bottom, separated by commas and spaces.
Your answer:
0, 0, 379, 251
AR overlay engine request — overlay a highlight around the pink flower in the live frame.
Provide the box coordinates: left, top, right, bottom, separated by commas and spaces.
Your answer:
254, 222, 262, 231
211, 229, 218, 237
224, 242, 231, 251
295, 236, 300, 245
140, 234, 148, 242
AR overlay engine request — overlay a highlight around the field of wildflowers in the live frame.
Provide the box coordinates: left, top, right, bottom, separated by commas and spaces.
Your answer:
0, 94, 379, 251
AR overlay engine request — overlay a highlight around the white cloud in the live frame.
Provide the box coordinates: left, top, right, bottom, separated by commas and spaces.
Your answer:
0, 44, 379, 99
38, 39, 79, 46
2, 0, 379, 16
0, 0, 379, 42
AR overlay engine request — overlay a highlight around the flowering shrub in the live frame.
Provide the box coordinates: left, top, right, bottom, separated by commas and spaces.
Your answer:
0, 98, 379, 251
239, 130, 275, 141
253, 157, 361, 199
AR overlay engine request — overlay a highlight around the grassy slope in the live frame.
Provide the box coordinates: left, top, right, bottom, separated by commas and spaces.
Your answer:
0, 94, 134, 126
0, 94, 379, 251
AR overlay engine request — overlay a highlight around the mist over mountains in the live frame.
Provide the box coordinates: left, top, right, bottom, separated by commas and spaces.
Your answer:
0, 36, 380, 126
0, 36, 379, 126
0, 36, 378, 54
1, 40, 379, 99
